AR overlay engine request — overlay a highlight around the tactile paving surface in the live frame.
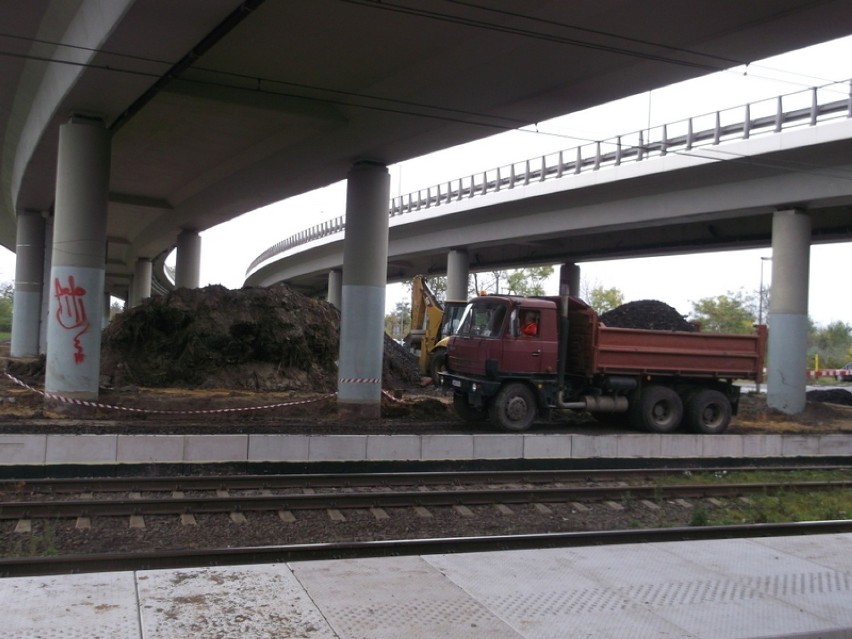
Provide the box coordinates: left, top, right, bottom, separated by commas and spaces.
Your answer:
291, 555, 524, 638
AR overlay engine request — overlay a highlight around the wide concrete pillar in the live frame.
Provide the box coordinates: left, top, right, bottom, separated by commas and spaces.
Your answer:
337, 161, 390, 419
766, 209, 810, 414
129, 258, 152, 307
446, 249, 469, 301
10, 210, 46, 357
560, 262, 580, 297
45, 116, 110, 401
175, 229, 201, 288
327, 268, 342, 309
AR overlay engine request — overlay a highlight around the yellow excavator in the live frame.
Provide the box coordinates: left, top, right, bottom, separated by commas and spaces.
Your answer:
405, 275, 467, 384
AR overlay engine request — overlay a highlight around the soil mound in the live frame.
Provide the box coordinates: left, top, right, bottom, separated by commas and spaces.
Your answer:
599, 300, 696, 332
99, 284, 420, 391
806, 388, 852, 406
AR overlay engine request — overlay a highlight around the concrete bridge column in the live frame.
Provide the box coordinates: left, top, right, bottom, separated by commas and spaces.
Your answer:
129, 258, 152, 307
175, 229, 201, 288
337, 161, 390, 419
39, 214, 54, 354
446, 249, 469, 301
560, 263, 580, 297
45, 116, 110, 402
327, 268, 342, 309
11, 210, 46, 357
767, 208, 810, 414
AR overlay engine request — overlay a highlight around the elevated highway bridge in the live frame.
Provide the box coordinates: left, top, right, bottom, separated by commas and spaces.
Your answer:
3, 0, 851, 416
245, 79, 852, 294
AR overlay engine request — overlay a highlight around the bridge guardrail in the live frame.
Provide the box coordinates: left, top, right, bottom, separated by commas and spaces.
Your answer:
247, 79, 852, 276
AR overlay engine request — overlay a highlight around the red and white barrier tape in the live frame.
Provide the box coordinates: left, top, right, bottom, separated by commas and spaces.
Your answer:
2, 371, 336, 415
338, 377, 381, 385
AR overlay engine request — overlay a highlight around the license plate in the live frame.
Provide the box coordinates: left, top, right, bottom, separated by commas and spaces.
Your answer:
452, 379, 461, 388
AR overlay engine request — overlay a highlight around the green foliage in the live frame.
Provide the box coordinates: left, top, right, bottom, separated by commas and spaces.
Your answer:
585, 285, 624, 314
689, 289, 756, 334
808, 320, 852, 368
473, 266, 554, 296
505, 266, 554, 296
0, 281, 12, 332
385, 300, 411, 339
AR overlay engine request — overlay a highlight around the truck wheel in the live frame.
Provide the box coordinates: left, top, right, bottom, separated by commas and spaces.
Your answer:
490, 382, 537, 432
453, 392, 488, 422
428, 348, 447, 386
684, 389, 731, 434
630, 385, 683, 433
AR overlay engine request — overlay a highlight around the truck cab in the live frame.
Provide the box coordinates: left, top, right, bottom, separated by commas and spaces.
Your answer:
449, 296, 558, 376
443, 296, 561, 430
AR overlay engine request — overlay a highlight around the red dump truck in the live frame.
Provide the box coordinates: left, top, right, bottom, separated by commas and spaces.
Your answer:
440, 294, 767, 434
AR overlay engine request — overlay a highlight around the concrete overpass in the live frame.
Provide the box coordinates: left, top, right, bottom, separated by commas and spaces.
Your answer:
244, 80, 852, 293
3, 1, 852, 415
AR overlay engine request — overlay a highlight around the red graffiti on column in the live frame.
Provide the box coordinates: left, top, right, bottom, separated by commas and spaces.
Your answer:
54, 276, 90, 363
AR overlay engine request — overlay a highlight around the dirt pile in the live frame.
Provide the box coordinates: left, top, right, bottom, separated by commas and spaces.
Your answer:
99, 284, 420, 392
599, 300, 696, 332
806, 388, 852, 407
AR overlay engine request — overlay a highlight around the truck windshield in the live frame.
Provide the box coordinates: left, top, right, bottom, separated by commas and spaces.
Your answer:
456, 301, 507, 338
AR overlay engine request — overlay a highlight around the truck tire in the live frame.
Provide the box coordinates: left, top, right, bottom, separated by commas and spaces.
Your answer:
630, 385, 683, 433
490, 382, 537, 432
684, 389, 731, 434
453, 392, 488, 422
429, 348, 447, 386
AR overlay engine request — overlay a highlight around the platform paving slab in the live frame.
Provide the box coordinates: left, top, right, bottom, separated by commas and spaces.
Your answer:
2, 571, 140, 639
136, 564, 338, 638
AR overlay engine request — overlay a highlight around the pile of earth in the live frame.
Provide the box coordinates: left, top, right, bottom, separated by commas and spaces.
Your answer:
599, 299, 696, 332
806, 388, 852, 407
96, 284, 421, 392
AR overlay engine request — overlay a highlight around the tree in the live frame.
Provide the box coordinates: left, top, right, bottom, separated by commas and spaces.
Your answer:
505, 266, 554, 296
473, 266, 554, 296
689, 290, 756, 334
384, 300, 411, 339
808, 320, 852, 368
584, 285, 624, 314
0, 281, 12, 333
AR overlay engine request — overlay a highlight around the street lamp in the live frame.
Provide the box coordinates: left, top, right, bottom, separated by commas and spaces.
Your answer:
758, 256, 771, 325
757, 256, 771, 394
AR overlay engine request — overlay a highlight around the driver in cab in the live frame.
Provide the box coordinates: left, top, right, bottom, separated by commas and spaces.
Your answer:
520, 311, 539, 336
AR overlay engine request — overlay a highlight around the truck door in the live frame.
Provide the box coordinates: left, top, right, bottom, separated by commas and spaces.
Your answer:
500, 308, 543, 374
448, 301, 506, 376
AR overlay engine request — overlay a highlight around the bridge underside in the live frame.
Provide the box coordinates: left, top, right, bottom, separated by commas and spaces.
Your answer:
251, 136, 852, 296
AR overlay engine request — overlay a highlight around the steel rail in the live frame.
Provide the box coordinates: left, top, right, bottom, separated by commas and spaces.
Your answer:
2, 480, 850, 520
3, 520, 852, 578
2, 464, 845, 494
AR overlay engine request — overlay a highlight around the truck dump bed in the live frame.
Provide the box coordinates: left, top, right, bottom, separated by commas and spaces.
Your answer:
566, 303, 766, 382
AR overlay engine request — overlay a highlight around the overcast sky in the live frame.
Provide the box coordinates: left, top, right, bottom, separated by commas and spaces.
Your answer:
1, 35, 850, 326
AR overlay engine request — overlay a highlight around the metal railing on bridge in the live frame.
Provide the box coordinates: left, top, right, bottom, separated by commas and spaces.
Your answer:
247, 79, 852, 276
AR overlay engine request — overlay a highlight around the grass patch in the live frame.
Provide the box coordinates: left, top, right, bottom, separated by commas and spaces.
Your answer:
8, 521, 60, 557
692, 490, 852, 526
659, 468, 852, 486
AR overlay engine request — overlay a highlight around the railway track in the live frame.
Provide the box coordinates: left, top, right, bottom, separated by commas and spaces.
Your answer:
2, 464, 850, 577
2, 478, 851, 521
